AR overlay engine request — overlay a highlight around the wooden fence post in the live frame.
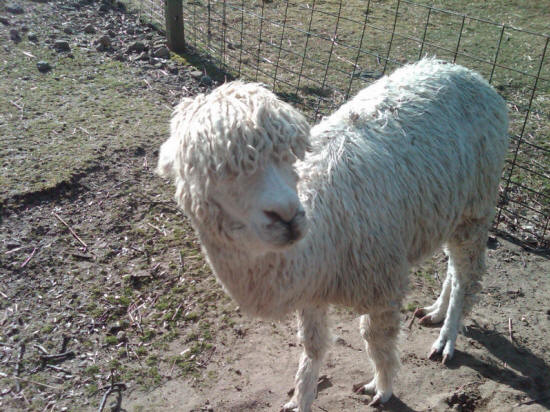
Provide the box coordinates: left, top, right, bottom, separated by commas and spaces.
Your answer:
165, 0, 185, 53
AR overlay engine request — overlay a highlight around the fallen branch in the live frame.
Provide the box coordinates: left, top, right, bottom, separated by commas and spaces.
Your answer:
52, 212, 89, 251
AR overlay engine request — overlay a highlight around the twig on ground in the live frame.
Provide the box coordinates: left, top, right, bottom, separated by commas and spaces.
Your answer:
171, 303, 183, 321
52, 212, 89, 251
20, 248, 37, 268
9, 100, 23, 110
46, 364, 72, 374
60, 335, 70, 353
407, 313, 415, 329
97, 383, 126, 412
34, 344, 49, 355
147, 222, 166, 236
40, 351, 75, 363
508, 317, 514, 343
14, 343, 25, 392
5, 375, 61, 390
5, 246, 23, 255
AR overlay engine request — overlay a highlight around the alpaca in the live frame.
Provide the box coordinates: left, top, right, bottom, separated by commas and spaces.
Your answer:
157, 58, 509, 411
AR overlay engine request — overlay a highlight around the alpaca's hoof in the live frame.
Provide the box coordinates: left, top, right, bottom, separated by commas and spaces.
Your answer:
353, 379, 392, 405
428, 332, 456, 363
281, 400, 298, 412
413, 307, 425, 318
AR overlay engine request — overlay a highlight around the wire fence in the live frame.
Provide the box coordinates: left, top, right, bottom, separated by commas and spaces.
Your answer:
125, 0, 550, 250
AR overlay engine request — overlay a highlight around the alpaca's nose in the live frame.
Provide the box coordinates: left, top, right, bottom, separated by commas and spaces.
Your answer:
264, 206, 302, 225
264, 208, 305, 227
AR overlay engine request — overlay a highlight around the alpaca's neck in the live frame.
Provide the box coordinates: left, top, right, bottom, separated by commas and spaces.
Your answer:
199, 232, 318, 318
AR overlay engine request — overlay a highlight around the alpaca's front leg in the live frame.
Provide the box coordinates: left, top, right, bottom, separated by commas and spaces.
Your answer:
356, 308, 401, 406
283, 306, 329, 412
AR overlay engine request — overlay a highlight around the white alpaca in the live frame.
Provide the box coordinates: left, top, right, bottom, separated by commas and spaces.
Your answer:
157, 58, 508, 411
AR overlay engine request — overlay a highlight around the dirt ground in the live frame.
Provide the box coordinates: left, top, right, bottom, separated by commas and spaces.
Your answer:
1, 1, 550, 411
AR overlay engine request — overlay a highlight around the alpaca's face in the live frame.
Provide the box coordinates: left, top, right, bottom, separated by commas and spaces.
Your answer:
210, 159, 308, 256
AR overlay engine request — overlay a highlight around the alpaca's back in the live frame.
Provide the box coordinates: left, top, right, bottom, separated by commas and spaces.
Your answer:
299, 59, 508, 279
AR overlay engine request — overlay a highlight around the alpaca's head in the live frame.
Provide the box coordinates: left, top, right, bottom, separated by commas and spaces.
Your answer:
157, 81, 311, 256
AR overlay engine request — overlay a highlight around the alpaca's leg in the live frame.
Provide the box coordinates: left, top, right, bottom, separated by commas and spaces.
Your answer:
415, 254, 452, 325
429, 220, 488, 363
356, 308, 401, 406
283, 306, 329, 412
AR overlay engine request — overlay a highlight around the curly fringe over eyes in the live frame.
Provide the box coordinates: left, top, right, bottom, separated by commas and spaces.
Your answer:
157, 81, 311, 222
175, 81, 310, 177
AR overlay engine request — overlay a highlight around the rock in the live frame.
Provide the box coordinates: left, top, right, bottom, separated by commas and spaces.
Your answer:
9, 29, 21, 43
107, 29, 116, 38
63, 26, 73, 35
37, 61, 52, 73
5, 3, 25, 15
116, 331, 127, 342
83, 24, 95, 34
190, 70, 203, 79
200, 74, 212, 86
95, 34, 111, 51
27, 32, 38, 42
127, 40, 146, 53
53, 39, 71, 52
152, 45, 170, 59
0, 15, 10, 26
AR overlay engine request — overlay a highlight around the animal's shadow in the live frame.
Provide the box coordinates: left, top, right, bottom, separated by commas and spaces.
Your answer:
446, 321, 550, 409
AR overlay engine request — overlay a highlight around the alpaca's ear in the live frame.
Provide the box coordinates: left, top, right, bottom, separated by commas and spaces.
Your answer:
156, 137, 178, 179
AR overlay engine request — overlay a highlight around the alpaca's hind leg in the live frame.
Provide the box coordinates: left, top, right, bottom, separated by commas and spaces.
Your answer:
415, 256, 452, 325
356, 308, 401, 406
429, 220, 488, 363
283, 306, 329, 412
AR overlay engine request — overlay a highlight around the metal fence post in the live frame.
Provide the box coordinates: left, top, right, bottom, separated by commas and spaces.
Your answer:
165, 0, 185, 52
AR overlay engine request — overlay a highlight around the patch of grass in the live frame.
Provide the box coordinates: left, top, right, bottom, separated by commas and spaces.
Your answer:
0, 37, 170, 204
105, 335, 118, 345
404, 301, 419, 313
85, 365, 100, 376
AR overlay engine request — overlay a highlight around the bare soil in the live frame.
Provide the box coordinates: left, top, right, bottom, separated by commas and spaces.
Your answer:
1, 1, 550, 411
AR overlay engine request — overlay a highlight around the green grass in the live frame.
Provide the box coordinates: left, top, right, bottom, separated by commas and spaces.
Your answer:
0, 38, 170, 205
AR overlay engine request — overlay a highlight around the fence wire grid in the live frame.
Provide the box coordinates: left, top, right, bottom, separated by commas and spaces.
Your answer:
127, 0, 550, 250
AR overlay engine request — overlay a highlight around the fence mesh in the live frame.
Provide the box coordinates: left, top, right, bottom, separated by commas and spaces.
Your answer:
125, 0, 550, 250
